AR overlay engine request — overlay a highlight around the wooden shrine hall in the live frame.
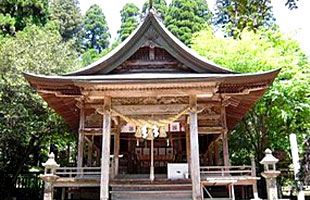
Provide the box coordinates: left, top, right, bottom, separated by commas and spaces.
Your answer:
24, 8, 280, 200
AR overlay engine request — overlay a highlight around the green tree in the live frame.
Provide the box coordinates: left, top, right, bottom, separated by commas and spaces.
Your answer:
165, 0, 212, 46
192, 27, 310, 172
80, 4, 110, 53
50, 0, 83, 41
142, 0, 168, 19
0, 0, 49, 35
214, 0, 275, 38
0, 24, 78, 198
118, 3, 141, 42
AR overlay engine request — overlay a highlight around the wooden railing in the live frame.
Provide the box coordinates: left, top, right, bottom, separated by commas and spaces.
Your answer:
55, 167, 101, 178
200, 165, 254, 177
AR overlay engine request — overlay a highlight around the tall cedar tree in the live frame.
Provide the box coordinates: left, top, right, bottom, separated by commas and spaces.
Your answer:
0, 0, 49, 35
142, 0, 168, 20
81, 4, 110, 53
214, 0, 275, 38
118, 3, 140, 42
50, 0, 83, 41
165, 0, 212, 46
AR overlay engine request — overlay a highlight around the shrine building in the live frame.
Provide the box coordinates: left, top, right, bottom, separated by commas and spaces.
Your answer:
24, 8, 280, 200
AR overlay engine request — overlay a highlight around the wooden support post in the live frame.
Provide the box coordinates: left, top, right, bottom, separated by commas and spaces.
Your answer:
114, 118, 120, 177
222, 131, 230, 166
221, 103, 230, 166
87, 136, 93, 166
189, 95, 202, 200
214, 141, 220, 166
61, 188, 65, 200
251, 157, 260, 199
231, 184, 235, 200
77, 107, 85, 168
95, 145, 100, 167
186, 123, 191, 172
100, 97, 111, 200
150, 139, 155, 181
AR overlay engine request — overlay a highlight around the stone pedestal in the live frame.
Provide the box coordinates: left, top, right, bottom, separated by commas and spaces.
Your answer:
40, 175, 59, 200
261, 171, 281, 200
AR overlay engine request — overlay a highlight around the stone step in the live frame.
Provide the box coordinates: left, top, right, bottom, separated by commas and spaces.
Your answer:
111, 190, 192, 200
111, 183, 192, 191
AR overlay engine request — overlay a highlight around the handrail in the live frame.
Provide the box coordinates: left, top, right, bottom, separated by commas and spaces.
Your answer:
56, 167, 102, 178
200, 165, 253, 177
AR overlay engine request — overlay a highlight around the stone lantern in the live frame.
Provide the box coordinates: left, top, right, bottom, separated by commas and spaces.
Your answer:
42, 152, 60, 175
260, 148, 280, 200
40, 152, 59, 200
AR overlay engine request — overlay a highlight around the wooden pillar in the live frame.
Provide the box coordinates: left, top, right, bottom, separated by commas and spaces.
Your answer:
186, 123, 191, 171
150, 139, 155, 181
214, 141, 220, 166
77, 107, 85, 168
100, 97, 111, 200
61, 188, 66, 200
113, 119, 120, 177
87, 136, 94, 166
231, 184, 235, 200
95, 145, 100, 166
207, 147, 213, 166
251, 157, 259, 199
222, 131, 230, 166
221, 104, 230, 166
189, 95, 202, 200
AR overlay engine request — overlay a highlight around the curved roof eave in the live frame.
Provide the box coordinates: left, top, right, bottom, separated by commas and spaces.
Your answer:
65, 9, 236, 76
23, 68, 280, 85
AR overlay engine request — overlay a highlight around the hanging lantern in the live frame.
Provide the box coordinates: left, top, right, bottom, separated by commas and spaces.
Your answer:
135, 126, 142, 138
159, 126, 167, 138
167, 139, 170, 147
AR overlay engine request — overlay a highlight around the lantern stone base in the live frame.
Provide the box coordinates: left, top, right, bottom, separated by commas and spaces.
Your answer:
40, 174, 59, 200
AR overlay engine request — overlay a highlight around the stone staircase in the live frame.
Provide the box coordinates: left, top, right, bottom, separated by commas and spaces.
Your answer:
110, 182, 192, 200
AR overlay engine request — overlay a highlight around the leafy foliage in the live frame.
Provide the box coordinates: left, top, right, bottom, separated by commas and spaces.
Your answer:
214, 0, 275, 38
142, 0, 168, 19
0, 24, 78, 198
0, 0, 49, 35
192, 27, 310, 169
118, 3, 141, 42
80, 4, 110, 53
165, 0, 212, 46
50, 0, 83, 41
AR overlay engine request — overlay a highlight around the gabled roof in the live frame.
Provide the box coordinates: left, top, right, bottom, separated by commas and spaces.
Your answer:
23, 9, 280, 131
66, 9, 236, 76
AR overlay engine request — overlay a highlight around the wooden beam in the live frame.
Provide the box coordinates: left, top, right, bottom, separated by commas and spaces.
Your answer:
111, 104, 189, 116
81, 128, 116, 136
100, 97, 111, 200
189, 95, 202, 200
125, 60, 178, 66
77, 107, 85, 168
84, 89, 215, 98
198, 127, 223, 134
